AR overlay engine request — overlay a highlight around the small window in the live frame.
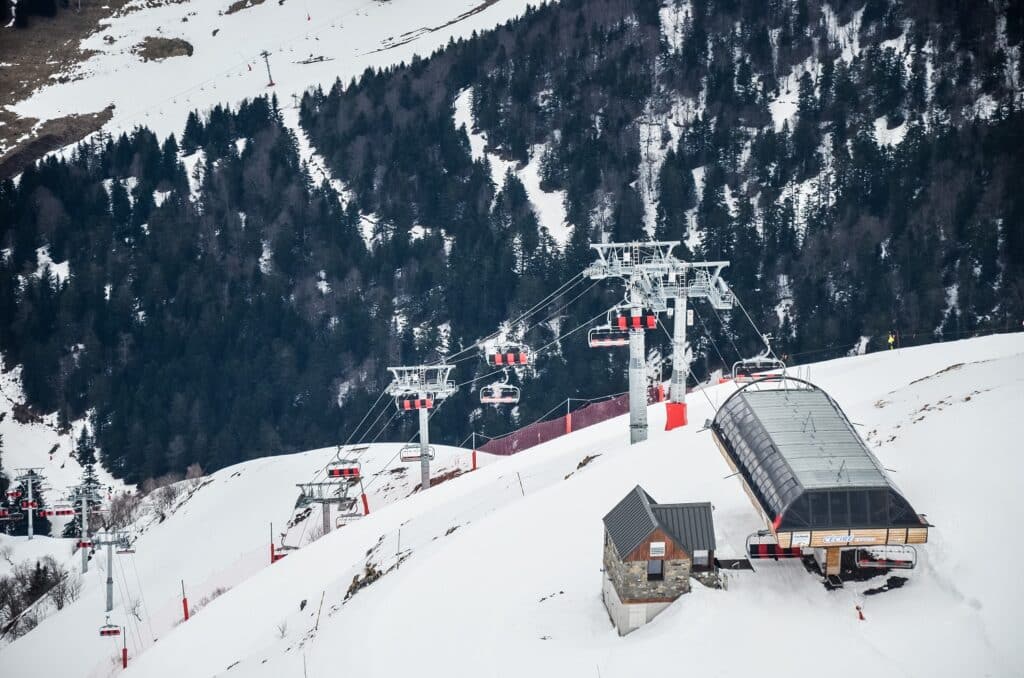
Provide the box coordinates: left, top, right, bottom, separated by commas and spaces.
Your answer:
649, 541, 666, 558
647, 559, 664, 581
693, 550, 709, 567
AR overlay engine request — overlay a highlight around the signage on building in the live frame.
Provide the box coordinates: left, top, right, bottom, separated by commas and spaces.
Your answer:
792, 532, 811, 547
823, 535, 854, 544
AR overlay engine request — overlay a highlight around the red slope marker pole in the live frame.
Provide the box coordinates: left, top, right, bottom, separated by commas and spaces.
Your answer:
122, 629, 128, 668
181, 580, 190, 621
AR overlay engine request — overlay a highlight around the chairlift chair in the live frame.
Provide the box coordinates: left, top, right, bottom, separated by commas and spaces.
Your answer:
480, 370, 520, 405
6, 490, 22, 500
38, 504, 75, 518
484, 343, 532, 367
99, 624, 121, 637
611, 310, 658, 331
400, 444, 435, 462
855, 545, 917, 570
327, 463, 361, 480
480, 383, 521, 405
731, 356, 787, 383
588, 324, 630, 348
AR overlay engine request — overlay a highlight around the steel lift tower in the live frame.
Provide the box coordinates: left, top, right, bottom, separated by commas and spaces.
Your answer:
386, 365, 457, 491
68, 482, 104, 573
295, 480, 359, 538
13, 468, 46, 540
94, 530, 132, 612
584, 241, 733, 443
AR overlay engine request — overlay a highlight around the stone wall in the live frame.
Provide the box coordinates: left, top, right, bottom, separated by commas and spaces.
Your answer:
603, 531, 691, 602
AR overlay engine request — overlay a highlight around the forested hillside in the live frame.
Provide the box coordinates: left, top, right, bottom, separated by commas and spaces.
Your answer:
1, 0, 1021, 483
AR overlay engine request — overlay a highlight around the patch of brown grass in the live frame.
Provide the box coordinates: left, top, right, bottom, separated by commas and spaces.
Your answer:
135, 36, 194, 61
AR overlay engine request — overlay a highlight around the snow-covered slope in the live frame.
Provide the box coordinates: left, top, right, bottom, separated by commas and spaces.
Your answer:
1, 364, 126, 502
10, 0, 540, 149
13, 332, 1004, 678
0, 441, 480, 677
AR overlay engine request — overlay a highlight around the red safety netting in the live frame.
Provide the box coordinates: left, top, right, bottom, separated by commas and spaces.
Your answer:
478, 388, 663, 457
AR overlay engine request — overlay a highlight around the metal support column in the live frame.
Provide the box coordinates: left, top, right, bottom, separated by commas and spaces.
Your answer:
671, 294, 688, 403
81, 492, 89, 574
321, 502, 331, 537
628, 320, 648, 444
105, 537, 114, 612
26, 475, 34, 540
418, 402, 431, 490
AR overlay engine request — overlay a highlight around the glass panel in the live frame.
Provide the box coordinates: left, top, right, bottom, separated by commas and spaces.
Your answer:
848, 491, 868, 526
829, 491, 850, 527
647, 559, 664, 581
868, 490, 888, 525
809, 492, 829, 527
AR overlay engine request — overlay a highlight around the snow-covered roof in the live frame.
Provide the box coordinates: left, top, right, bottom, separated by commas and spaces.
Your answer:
712, 382, 925, 531
603, 485, 715, 558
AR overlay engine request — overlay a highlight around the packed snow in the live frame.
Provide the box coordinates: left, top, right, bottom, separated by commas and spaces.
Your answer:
10, 0, 542, 152
0, 439, 483, 675
0, 363, 126, 501
4, 334, 1018, 676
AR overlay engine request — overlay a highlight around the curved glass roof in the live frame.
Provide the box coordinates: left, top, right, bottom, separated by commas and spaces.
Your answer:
712, 383, 925, 531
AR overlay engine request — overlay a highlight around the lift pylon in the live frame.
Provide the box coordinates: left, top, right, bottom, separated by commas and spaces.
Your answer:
93, 530, 132, 613
296, 480, 358, 539
68, 482, 104, 574
12, 468, 45, 540
387, 365, 457, 491
584, 241, 734, 441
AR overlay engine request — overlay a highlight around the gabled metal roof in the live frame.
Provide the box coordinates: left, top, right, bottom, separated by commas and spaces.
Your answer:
603, 486, 716, 558
652, 503, 716, 553
603, 486, 659, 559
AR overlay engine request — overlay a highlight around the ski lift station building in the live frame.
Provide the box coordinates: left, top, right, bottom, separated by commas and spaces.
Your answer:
710, 379, 929, 577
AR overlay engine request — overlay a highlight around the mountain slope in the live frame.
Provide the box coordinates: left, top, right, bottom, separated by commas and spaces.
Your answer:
0, 0, 540, 175
82, 332, 1023, 678
3, 0, 1022, 489
0, 442, 480, 676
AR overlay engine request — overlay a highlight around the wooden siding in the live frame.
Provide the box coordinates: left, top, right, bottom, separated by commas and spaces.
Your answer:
776, 526, 929, 548
825, 548, 841, 576
907, 527, 929, 544
624, 527, 689, 563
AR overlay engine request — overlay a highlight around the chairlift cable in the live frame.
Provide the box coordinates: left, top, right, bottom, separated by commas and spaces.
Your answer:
437, 273, 588, 365
129, 554, 157, 641
113, 555, 143, 653
690, 302, 728, 368
656, 318, 719, 413
361, 403, 448, 493
707, 300, 743, 362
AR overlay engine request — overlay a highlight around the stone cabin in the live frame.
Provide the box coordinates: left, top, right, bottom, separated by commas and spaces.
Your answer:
601, 485, 716, 635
